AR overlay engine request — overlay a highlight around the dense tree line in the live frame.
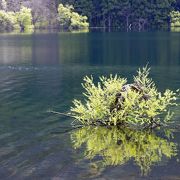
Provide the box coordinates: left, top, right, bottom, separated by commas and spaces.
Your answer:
0, 0, 180, 30
61, 0, 180, 30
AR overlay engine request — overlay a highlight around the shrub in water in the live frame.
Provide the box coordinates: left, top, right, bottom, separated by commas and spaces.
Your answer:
70, 66, 179, 128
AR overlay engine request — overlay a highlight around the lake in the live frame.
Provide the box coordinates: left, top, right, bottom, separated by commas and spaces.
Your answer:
0, 31, 180, 179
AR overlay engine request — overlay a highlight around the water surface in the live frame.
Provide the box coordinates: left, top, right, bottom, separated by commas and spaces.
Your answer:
0, 32, 180, 179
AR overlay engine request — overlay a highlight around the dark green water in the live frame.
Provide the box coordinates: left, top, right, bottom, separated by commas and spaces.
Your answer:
0, 32, 180, 179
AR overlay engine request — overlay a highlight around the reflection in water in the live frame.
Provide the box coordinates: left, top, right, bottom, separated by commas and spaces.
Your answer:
71, 126, 177, 176
0, 32, 180, 66
70, 29, 89, 33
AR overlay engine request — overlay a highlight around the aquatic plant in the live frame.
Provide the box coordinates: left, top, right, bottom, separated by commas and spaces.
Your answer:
71, 126, 177, 176
70, 66, 179, 128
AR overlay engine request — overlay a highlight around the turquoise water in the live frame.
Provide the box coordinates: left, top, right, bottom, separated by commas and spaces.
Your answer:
0, 32, 180, 179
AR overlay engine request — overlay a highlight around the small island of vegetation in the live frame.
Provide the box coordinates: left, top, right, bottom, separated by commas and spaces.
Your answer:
69, 66, 179, 129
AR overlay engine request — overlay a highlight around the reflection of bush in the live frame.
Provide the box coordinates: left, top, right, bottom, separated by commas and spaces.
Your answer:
71, 126, 177, 175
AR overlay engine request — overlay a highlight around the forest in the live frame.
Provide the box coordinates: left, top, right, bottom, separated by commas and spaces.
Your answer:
0, 0, 180, 31
62, 0, 180, 29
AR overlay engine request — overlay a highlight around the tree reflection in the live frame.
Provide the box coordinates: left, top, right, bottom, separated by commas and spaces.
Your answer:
71, 126, 177, 176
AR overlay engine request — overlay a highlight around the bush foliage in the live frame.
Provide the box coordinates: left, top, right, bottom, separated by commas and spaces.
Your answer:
170, 10, 180, 27
58, 3, 89, 30
0, 10, 20, 31
17, 6, 34, 31
70, 66, 179, 128
0, 6, 34, 32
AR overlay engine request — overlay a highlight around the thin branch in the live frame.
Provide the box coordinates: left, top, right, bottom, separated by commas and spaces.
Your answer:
47, 110, 75, 118
51, 125, 85, 135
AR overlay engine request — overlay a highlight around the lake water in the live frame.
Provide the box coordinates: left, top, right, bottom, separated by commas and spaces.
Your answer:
0, 31, 180, 179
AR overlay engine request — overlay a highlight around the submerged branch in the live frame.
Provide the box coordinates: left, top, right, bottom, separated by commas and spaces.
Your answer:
47, 110, 75, 118
51, 125, 85, 134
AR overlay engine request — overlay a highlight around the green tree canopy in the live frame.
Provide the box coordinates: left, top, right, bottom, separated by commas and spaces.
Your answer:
0, 5, 34, 32
0, 10, 20, 31
16, 6, 34, 31
58, 3, 89, 30
170, 10, 180, 27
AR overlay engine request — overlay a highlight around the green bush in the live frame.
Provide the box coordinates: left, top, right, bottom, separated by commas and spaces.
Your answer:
71, 11, 89, 30
16, 6, 34, 32
170, 11, 180, 27
0, 6, 34, 32
70, 66, 179, 128
0, 10, 20, 31
58, 3, 89, 30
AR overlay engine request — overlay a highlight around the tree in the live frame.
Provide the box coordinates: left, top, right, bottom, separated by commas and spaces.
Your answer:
170, 10, 180, 26
1, 0, 180, 30
16, 6, 34, 31
0, 10, 20, 31
70, 0, 176, 29
57, 4, 73, 28
57, 3, 89, 30
0, 5, 34, 32
24, 0, 50, 28
73, 0, 94, 24
71, 11, 89, 29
